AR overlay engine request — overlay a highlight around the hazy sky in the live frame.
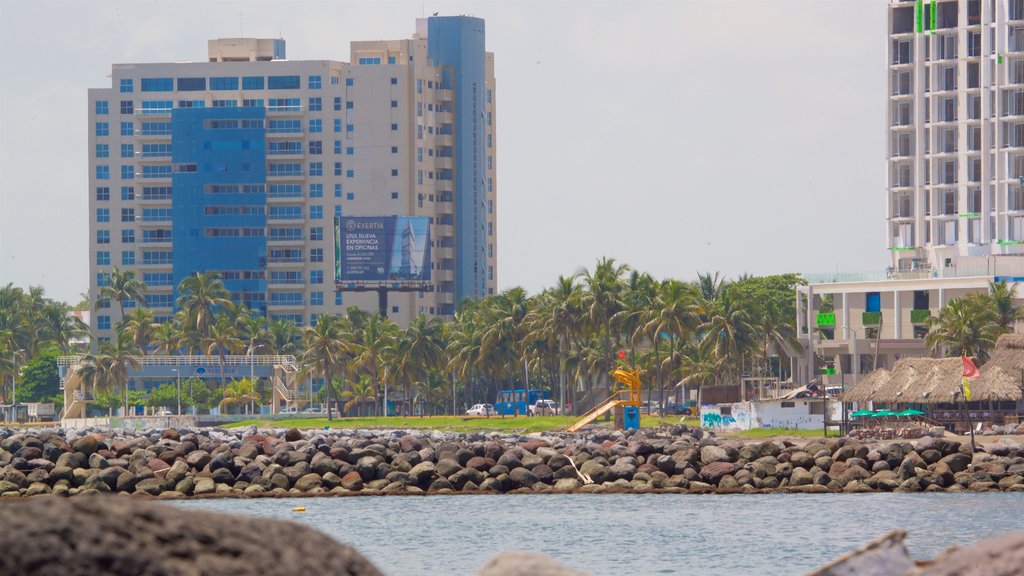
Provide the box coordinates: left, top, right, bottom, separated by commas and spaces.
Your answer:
0, 0, 888, 304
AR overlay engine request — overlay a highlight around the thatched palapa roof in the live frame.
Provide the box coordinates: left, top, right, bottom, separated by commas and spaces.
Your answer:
841, 355, 1023, 404
982, 333, 1024, 376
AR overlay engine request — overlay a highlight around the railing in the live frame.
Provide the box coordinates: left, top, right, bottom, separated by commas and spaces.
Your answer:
57, 354, 298, 367
274, 376, 294, 400
804, 258, 1024, 285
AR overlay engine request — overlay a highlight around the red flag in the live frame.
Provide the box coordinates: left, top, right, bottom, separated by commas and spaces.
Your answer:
962, 356, 980, 379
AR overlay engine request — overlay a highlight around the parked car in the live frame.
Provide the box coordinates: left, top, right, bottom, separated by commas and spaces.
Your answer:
528, 399, 560, 416
466, 403, 494, 416
155, 409, 173, 416
301, 406, 324, 414
663, 403, 692, 416
279, 406, 299, 415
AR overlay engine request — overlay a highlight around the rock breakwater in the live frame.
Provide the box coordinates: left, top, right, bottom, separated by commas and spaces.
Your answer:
1, 425, 1023, 498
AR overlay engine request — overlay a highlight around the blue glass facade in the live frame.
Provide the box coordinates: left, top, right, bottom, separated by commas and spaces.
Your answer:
428, 16, 488, 304
171, 107, 268, 314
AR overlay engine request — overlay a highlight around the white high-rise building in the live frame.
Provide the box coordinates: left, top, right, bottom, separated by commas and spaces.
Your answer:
86, 17, 497, 342
886, 0, 1024, 274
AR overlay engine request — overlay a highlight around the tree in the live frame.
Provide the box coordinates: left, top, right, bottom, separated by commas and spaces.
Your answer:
578, 257, 629, 403
394, 315, 446, 415
37, 302, 87, 354
15, 346, 60, 402
176, 272, 232, 338
699, 285, 756, 383
350, 314, 399, 416
201, 313, 244, 392
925, 295, 1001, 360
218, 379, 258, 415
119, 307, 156, 352
146, 383, 186, 412
986, 280, 1023, 332
342, 374, 378, 416
302, 314, 349, 420
96, 267, 147, 320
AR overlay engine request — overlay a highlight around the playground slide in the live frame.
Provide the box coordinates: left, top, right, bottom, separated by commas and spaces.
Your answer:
564, 397, 622, 433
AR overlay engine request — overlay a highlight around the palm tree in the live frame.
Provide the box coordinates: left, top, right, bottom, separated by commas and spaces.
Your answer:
38, 302, 88, 353
699, 285, 756, 383
342, 374, 378, 416
79, 333, 140, 416
152, 321, 180, 355
925, 295, 1000, 360
200, 313, 244, 392
119, 307, 157, 352
218, 379, 258, 415
97, 267, 147, 320
266, 318, 302, 356
643, 279, 698, 410
303, 314, 349, 420
986, 280, 1023, 332
481, 287, 530, 408
394, 315, 446, 415
578, 257, 629, 403
176, 272, 232, 338
350, 314, 399, 416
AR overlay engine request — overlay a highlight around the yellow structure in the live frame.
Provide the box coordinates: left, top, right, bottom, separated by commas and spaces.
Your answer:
564, 369, 642, 433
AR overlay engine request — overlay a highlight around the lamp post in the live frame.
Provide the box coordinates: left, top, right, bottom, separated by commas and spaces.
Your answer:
248, 344, 263, 416
11, 349, 25, 423
171, 368, 180, 416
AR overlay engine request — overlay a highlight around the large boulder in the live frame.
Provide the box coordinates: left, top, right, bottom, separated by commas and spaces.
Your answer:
0, 495, 384, 576
699, 462, 738, 485
475, 550, 589, 576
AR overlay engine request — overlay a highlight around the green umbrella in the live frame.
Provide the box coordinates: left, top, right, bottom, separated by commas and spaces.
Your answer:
870, 410, 896, 418
850, 409, 874, 417
897, 409, 925, 417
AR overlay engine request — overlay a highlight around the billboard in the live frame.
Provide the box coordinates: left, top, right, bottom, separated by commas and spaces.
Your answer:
335, 216, 431, 282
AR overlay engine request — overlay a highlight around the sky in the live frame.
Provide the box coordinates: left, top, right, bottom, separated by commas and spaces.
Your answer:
0, 0, 888, 305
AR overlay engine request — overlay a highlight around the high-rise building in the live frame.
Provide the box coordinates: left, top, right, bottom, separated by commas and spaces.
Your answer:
886, 0, 1024, 273
87, 17, 497, 341
789, 1, 1024, 389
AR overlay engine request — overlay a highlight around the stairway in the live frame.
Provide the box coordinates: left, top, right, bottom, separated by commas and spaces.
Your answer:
61, 368, 88, 419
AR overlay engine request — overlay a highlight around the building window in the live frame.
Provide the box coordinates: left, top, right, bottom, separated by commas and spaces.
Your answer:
391, 77, 398, 85
121, 165, 135, 180
334, 140, 342, 154
334, 97, 342, 111
96, 144, 110, 158
96, 251, 110, 266
120, 100, 134, 115
335, 205, 342, 218
391, 192, 399, 200
310, 291, 324, 306
96, 122, 109, 136
121, 208, 135, 222
866, 292, 881, 313
120, 79, 133, 93
391, 169, 399, 176
334, 184, 342, 198
96, 165, 110, 180
122, 251, 135, 265
308, 97, 322, 111
212, 100, 237, 108
209, 76, 237, 90
121, 143, 134, 158
308, 75, 322, 89
346, 192, 354, 200
310, 270, 323, 284
97, 316, 111, 331
268, 75, 300, 90
95, 208, 108, 223
122, 230, 135, 244
309, 140, 323, 155
96, 230, 110, 244
310, 227, 323, 241
346, 78, 353, 86
141, 78, 173, 92
96, 187, 110, 201
345, 169, 354, 178
309, 119, 322, 133
387, 56, 396, 64
309, 183, 323, 198
120, 121, 133, 136
310, 206, 323, 220
334, 119, 342, 133
310, 248, 324, 262
309, 162, 323, 176
391, 123, 398, 131
346, 101, 354, 110
334, 162, 342, 176
95, 101, 109, 115
242, 76, 264, 90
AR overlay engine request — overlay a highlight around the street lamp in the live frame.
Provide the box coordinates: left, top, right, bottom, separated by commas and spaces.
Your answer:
171, 368, 180, 416
248, 344, 263, 416
11, 349, 25, 423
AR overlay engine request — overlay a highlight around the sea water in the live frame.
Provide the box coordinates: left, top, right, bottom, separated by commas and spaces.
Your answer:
175, 492, 1024, 576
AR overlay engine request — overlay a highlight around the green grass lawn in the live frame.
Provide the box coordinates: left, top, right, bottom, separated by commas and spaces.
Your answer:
224, 413, 691, 433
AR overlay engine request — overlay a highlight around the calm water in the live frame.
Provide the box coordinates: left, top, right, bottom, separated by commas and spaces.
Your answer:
175, 493, 1024, 576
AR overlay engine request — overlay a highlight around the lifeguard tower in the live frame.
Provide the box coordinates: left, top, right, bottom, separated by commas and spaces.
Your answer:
564, 369, 643, 432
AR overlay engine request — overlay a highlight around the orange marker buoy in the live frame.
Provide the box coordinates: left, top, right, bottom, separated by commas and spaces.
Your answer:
292, 507, 306, 512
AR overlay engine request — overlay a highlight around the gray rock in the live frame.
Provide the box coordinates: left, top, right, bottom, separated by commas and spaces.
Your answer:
0, 493, 384, 576
295, 473, 323, 492
475, 550, 590, 576
700, 445, 730, 465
